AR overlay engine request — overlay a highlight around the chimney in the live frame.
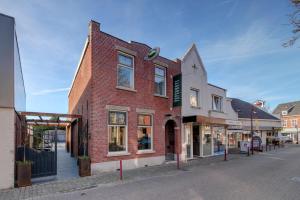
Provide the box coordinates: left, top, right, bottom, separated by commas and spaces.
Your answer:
89, 20, 100, 37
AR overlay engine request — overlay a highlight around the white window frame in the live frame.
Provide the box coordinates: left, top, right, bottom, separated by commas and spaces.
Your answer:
154, 65, 167, 97
190, 88, 199, 107
282, 119, 287, 127
212, 95, 223, 112
107, 110, 128, 155
137, 114, 154, 153
117, 52, 135, 89
292, 119, 298, 128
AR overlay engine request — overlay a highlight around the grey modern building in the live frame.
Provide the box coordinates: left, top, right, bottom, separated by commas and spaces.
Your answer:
0, 13, 26, 189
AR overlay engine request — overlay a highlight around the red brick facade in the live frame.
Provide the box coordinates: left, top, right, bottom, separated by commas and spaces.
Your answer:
68, 21, 181, 165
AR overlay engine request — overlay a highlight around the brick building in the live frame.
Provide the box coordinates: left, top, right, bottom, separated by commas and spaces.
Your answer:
68, 20, 181, 173
273, 101, 300, 143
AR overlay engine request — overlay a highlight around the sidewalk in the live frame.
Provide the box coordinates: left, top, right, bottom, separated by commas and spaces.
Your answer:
0, 146, 289, 200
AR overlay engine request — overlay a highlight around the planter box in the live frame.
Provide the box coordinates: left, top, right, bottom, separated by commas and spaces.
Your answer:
16, 162, 32, 187
78, 157, 91, 177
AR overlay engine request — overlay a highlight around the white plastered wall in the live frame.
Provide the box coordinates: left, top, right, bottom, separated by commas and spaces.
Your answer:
0, 108, 15, 189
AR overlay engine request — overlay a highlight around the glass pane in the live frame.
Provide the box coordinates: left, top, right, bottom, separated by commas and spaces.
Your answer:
213, 96, 222, 111
138, 115, 151, 126
190, 90, 198, 107
155, 76, 165, 95
118, 54, 133, 66
202, 126, 212, 156
213, 127, 226, 154
137, 127, 152, 150
118, 66, 133, 88
109, 126, 126, 152
155, 67, 165, 76
109, 111, 126, 125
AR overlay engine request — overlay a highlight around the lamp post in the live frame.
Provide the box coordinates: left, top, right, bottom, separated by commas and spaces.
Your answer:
250, 106, 256, 155
296, 125, 299, 145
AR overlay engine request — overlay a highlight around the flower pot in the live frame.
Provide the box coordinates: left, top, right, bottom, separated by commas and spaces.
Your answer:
78, 157, 91, 177
16, 162, 32, 187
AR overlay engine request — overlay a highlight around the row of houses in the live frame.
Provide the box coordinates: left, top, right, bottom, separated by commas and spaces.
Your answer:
68, 20, 282, 173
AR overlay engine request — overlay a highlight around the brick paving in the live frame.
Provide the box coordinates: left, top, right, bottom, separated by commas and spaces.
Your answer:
0, 145, 289, 200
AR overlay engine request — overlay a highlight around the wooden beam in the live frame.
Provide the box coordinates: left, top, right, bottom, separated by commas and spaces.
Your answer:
19, 111, 81, 118
26, 119, 72, 124
27, 122, 69, 127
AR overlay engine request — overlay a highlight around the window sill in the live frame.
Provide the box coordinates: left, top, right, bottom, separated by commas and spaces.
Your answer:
191, 106, 201, 109
116, 86, 137, 92
136, 150, 156, 155
106, 152, 131, 157
154, 94, 168, 99
210, 110, 224, 113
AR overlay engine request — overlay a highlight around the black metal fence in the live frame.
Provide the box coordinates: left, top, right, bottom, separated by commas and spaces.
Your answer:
16, 147, 57, 178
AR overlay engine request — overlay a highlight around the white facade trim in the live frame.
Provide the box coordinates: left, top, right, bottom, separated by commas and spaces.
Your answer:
68, 38, 89, 96
91, 156, 165, 174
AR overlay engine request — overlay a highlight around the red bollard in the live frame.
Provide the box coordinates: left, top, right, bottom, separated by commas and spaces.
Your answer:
176, 153, 180, 169
120, 160, 123, 180
224, 149, 227, 161
247, 147, 250, 156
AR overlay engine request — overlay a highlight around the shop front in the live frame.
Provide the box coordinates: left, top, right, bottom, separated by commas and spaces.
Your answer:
182, 116, 228, 159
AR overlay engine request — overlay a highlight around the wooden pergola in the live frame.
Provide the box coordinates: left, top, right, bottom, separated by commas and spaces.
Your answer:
19, 111, 82, 127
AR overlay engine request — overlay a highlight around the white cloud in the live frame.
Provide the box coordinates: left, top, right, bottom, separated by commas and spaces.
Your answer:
31, 87, 70, 96
201, 21, 289, 64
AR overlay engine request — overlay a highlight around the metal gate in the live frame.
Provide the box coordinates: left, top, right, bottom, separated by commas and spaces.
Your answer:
16, 129, 57, 178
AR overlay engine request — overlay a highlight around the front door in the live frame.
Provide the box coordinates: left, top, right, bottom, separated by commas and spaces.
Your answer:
165, 120, 176, 160
193, 125, 200, 156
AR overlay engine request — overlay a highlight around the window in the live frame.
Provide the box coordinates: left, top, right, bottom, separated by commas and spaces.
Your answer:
117, 53, 134, 89
108, 111, 127, 152
212, 95, 222, 111
292, 119, 298, 128
137, 114, 153, 151
190, 89, 199, 107
154, 66, 166, 96
282, 120, 287, 127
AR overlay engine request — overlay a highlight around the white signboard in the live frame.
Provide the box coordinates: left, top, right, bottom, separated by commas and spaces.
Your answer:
240, 141, 250, 152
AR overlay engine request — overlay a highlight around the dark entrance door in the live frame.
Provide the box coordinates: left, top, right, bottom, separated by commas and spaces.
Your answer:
165, 120, 176, 160
193, 125, 200, 156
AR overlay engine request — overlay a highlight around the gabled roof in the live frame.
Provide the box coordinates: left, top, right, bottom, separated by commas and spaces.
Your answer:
182, 43, 207, 78
273, 101, 300, 116
231, 98, 279, 120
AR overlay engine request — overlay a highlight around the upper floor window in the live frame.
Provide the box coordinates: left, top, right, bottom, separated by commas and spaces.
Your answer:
190, 89, 199, 107
291, 119, 298, 128
282, 120, 287, 127
117, 53, 134, 89
212, 95, 222, 112
154, 66, 166, 96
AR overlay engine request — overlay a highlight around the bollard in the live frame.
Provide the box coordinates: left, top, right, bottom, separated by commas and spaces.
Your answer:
247, 147, 250, 156
224, 149, 227, 161
266, 144, 268, 152
274, 144, 276, 150
120, 160, 123, 180
269, 145, 271, 151
177, 153, 180, 169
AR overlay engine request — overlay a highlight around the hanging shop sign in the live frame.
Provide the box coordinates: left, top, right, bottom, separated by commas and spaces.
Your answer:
173, 74, 182, 107
144, 47, 160, 60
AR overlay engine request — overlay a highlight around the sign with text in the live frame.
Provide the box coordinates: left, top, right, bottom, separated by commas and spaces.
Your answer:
173, 74, 182, 107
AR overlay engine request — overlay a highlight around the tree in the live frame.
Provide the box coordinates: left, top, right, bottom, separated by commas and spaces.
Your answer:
283, 0, 300, 47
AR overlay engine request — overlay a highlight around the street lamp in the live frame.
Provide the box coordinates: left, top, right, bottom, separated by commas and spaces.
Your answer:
250, 105, 256, 155
296, 125, 299, 145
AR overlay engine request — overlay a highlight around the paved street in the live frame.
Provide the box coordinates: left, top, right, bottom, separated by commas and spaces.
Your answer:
1, 145, 300, 200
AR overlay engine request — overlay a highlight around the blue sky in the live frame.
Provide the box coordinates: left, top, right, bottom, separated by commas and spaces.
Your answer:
0, 0, 299, 113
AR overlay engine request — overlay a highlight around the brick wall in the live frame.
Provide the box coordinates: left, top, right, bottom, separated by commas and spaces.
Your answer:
69, 20, 181, 164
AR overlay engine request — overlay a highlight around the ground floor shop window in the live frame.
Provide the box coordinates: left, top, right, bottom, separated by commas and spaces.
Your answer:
108, 111, 127, 152
212, 126, 226, 154
203, 126, 212, 156
137, 114, 152, 150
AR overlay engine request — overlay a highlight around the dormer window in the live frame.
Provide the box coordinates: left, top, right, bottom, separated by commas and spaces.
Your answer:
212, 95, 223, 112
282, 110, 288, 116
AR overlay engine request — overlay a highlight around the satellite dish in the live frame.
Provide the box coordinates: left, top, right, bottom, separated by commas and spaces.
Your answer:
144, 47, 160, 60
